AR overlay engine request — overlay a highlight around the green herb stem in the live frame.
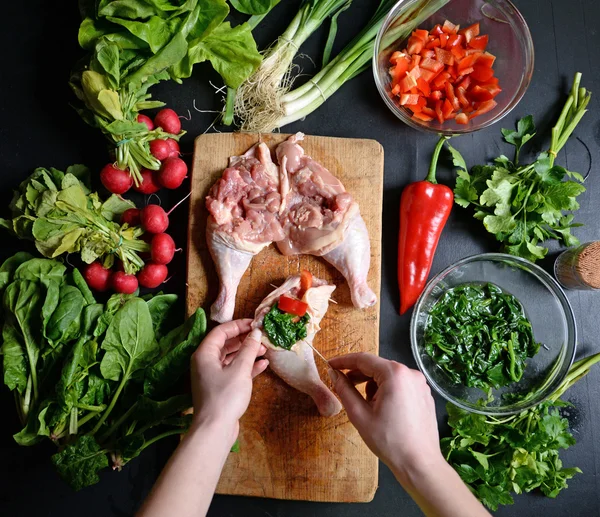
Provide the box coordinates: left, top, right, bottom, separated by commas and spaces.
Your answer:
138, 428, 183, 452
99, 401, 139, 442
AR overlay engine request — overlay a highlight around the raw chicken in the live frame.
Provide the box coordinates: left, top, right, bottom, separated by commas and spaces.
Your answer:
253, 275, 342, 417
206, 143, 285, 322
276, 133, 377, 308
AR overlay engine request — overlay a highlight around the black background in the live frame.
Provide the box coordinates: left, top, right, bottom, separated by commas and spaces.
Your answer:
1, 1, 600, 516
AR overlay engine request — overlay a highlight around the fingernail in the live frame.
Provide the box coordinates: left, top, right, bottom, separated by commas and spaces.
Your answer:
248, 328, 262, 341
328, 369, 339, 383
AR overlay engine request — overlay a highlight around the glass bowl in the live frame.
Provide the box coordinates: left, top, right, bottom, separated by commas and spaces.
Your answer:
373, 0, 534, 134
410, 253, 577, 415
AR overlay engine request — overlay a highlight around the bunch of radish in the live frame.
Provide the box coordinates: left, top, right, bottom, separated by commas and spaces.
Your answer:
83, 201, 183, 294
100, 108, 188, 195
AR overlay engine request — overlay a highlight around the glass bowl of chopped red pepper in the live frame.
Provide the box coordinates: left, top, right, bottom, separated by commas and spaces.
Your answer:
373, 0, 534, 133
410, 253, 577, 416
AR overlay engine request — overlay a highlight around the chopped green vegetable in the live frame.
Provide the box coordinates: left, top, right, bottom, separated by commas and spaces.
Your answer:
263, 303, 309, 350
452, 73, 591, 262
0, 166, 148, 274
443, 353, 600, 510
424, 283, 541, 394
0, 254, 208, 490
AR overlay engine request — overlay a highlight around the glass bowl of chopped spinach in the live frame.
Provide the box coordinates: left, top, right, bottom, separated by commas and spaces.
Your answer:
411, 253, 576, 415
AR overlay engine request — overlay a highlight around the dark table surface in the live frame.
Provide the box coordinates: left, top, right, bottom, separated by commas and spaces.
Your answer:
1, 0, 599, 515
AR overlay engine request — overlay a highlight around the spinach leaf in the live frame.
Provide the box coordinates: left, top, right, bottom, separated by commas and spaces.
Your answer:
100, 298, 157, 382
263, 304, 309, 350
424, 283, 541, 394
144, 308, 207, 397
46, 285, 86, 344
71, 268, 96, 305
0, 252, 35, 294
51, 435, 108, 491
146, 293, 178, 340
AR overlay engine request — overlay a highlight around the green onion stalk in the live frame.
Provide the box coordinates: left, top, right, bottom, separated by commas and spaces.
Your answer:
235, 0, 449, 132
234, 0, 360, 130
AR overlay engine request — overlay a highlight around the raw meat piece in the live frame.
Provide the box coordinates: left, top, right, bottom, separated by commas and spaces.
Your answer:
206, 143, 284, 322
253, 275, 342, 417
276, 133, 377, 308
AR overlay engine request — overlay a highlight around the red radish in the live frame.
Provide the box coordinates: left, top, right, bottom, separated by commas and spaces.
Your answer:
166, 138, 180, 157
134, 168, 161, 194
100, 164, 133, 194
111, 271, 139, 294
140, 204, 169, 234
154, 108, 181, 134
158, 157, 187, 189
137, 114, 154, 131
149, 139, 170, 161
151, 233, 176, 264
121, 208, 141, 226
138, 263, 168, 288
83, 262, 112, 292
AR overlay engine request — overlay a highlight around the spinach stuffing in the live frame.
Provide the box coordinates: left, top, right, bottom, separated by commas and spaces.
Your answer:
263, 303, 310, 350
424, 282, 541, 393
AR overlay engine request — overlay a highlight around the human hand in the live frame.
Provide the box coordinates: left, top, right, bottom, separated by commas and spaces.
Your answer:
328, 353, 443, 482
190, 319, 268, 445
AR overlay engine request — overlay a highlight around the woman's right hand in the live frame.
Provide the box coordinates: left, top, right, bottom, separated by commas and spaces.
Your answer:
328, 353, 443, 481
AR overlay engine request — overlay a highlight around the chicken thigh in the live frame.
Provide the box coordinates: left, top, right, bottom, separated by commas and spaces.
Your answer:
206, 143, 284, 322
253, 275, 342, 417
276, 133, 377, 308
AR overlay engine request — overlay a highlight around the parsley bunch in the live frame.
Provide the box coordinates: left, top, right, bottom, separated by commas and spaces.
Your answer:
443, 353, 600, 511
451, 73, 591, 262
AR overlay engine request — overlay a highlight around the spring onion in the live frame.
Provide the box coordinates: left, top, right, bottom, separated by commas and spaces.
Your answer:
235, 0, 449, 131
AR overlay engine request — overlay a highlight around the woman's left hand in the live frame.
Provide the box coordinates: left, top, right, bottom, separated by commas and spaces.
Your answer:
190, 319, 268, 445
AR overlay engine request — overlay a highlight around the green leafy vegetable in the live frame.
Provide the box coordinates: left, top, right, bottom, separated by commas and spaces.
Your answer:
424, 283, 541, 394
71, 0, 262, 181
452, 73, 591, 261
443, 353, 600, 510
0, 167, 148, 274
0, 254, 208, 490
263, 303, 309, 350
51, 435, 109, 491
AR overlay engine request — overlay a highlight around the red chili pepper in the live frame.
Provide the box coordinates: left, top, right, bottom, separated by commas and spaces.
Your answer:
398, 136, 454, 314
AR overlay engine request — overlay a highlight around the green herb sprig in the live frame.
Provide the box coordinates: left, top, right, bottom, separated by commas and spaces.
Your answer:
443, 353, 600, 511
451, 72, 591, 262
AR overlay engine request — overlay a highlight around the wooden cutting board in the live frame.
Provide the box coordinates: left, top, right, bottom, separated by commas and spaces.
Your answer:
186, 133, 383, 502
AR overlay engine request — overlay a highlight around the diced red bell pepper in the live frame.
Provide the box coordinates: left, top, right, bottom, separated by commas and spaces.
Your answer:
417, 77, 431, 96
421, 57, 444, 73
451, 46, 466, 60
446, 34, 463, 48
430, 89, 443, 100
391, 83, 401, 96
440, 33, 449, 48
441, 98, 454, 118
469, 85, 495, 101
413, 29, 429, 41
442, 20, 458, 34
400, 74, 418, 92
394, 56, 410, 77
433, 71, 450, 89
434, 99, 444, 123
459, 22, 480, 43
425, 37, 441, 49
431, 24, 444, 36
456, 87, 469, 108
420, 49, 435, 59
471, 63, 494, 82
457, 54, 480, 72
469, 35, 488, 50
400, 93, 420, 105
299, 270, 313, 296
445, 82, 460, 111
413, 112, 434, 122
278, 295, 309, 317
455, 113, 469, 124
477, 52, 496, 68
468, 100, 497, 119
434, 46, 454, 65
407, 35, 424, 54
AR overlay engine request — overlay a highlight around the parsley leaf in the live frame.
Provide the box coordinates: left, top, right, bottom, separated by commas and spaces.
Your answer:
501, 114, 536, 164
452, 113, 587, 262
